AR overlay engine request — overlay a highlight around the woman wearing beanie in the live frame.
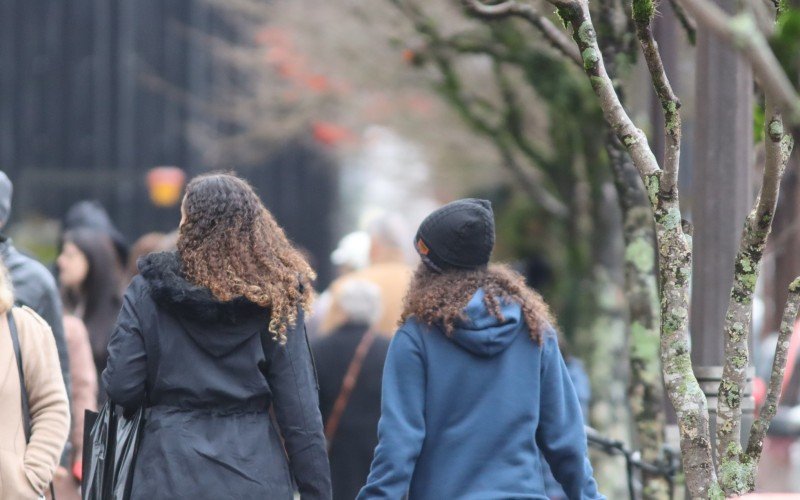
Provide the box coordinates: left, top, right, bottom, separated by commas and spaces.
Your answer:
358, 199, 603, 500
102, 173, 331, 499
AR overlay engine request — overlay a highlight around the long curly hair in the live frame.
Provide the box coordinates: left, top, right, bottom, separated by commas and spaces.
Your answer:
177, 173, 316, 343
401, 263, 555, 343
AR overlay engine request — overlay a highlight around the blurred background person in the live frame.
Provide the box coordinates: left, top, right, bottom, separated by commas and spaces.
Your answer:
55, 315, 97, 499
57, 227, 124, 403
312, 279, 389, 500
0, 260, 70, 500
320, 214, 412, 338
330, 231, 371, 278
307, 231, 372, 340
63, 200, 129, 272
127, 232, 168, 280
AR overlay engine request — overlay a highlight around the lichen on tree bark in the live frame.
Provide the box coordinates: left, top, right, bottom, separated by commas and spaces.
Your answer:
548, 1, 717, 496
715, 101, 796, 495
607, 136, 668, 500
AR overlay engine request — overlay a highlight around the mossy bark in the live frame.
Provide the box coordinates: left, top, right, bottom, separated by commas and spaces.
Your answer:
586, 183, 631, 498
554, 1, 717, 496
746, 278, 800, 462
716, 101, 795, 496
607, 138, 669, 500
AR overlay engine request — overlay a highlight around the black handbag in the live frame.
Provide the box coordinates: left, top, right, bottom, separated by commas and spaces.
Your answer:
8, 310, 57, 499
81, 319, 158, 500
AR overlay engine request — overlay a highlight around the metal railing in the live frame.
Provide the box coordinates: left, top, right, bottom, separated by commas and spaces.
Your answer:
586, 426, 681, 500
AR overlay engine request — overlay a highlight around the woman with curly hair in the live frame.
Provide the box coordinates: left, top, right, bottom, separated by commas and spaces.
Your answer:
358, 199, 603, 500
102, 173, 331, 499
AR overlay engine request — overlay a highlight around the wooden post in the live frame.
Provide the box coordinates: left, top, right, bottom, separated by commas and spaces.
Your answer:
690, 0, 755, 447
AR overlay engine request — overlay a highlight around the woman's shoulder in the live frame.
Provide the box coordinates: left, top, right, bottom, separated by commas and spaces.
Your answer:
11, 305, 55, 347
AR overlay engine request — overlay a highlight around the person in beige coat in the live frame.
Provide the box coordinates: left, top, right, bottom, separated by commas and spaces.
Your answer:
0, 262, 70, 499
320, 214, 413, 338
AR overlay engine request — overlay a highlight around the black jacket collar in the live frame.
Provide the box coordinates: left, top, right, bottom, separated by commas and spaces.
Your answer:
138, 251, 269, 326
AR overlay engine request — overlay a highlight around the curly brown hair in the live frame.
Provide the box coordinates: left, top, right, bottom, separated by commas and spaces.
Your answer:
177, 173, 316, 343
401, 263, 555, 343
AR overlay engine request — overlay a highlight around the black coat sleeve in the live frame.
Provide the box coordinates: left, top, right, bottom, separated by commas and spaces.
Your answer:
102, 281, 148, 410
267, 312, 332, 500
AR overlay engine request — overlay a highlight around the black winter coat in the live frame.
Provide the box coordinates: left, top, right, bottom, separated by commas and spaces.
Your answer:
312, 323, 389, 500
102, 252, 331, 500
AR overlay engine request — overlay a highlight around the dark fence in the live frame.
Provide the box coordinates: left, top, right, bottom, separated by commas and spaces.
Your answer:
0, 0, 338, 287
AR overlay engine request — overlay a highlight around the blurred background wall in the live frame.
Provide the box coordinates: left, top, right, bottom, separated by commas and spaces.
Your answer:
0, 0, 338, 286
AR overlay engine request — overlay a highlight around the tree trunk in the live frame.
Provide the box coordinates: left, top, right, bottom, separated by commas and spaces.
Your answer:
607, 137, 669, 499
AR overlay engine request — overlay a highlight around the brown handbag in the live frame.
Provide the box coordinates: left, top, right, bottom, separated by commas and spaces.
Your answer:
323, 329, 377, 449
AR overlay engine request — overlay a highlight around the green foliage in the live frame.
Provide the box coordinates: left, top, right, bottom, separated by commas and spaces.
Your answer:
771, 8, 800, 86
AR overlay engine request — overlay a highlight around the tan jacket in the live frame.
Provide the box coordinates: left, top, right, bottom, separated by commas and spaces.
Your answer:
0, 307, 70, 499
321, 262, 412, 337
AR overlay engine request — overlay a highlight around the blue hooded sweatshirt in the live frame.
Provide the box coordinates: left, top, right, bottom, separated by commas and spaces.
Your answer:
357, 289, 604, 500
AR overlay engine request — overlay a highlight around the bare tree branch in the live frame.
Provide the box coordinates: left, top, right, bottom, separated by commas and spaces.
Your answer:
632, 0, 683, 198
497, 140, 571, 217
674, 0, 800, 138
392, 0, 570, 217
715, 98, 795, 495
746, 277, 800, 462
534, 0, 716, 495
492, 61, 553, 172
667, 0, 697, 45
461, 0, 582, 66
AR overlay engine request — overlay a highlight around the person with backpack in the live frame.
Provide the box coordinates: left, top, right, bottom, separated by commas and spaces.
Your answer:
0, 260, 70, 499
102, 173, 331, 499
357, 199, 603, 500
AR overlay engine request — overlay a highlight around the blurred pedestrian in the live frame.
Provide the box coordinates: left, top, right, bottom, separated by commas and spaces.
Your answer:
321, 214, 412, 338
307, 231, 371, 340
0, 260, 70, 499
53, 315, 97, 499
330, 231, 371, 277
64, 200, 128, 269
312, 279, 389, 500
57, 228, 124, 403
127, 232, 168, 279
103, 173, 331, 499
358, 199, 603, 500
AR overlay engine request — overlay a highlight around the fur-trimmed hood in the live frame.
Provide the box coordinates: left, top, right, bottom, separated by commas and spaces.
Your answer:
138, 251, 269, 356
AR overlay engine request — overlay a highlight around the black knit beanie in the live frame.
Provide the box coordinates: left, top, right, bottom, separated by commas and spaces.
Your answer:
414, 198, 495, 272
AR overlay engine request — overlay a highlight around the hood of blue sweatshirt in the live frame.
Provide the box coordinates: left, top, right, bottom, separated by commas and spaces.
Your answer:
450, 288, 522, 357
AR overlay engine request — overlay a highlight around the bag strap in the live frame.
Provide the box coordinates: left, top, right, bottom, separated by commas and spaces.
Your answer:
9, 310, 32, 443
324, 328, 377, 448
9, 310, 57, 500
